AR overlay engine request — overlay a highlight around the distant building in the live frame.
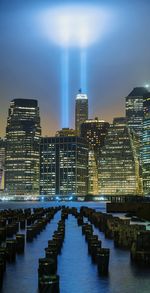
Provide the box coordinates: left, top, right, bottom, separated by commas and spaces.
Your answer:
75, 89, 88, 135
99, 118, 142, 196
40, 134, 88, 196
125, 87, 149, 137
5, 99, 41, 195
56, 128, 76, 137
80, 118, 109, 195
142, 94, 150, 195
0, 138, 5, 190
113, 117, 127, 124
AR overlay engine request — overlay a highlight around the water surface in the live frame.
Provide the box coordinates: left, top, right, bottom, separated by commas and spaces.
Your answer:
0, 201, 150, 293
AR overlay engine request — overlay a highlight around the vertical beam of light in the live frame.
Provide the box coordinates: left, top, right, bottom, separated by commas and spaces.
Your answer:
61, 50, 69, 128
80, 50, 87, 92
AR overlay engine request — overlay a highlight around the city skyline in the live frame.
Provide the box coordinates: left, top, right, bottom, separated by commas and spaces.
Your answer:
0, 86, 149, 138
1, 86, 149, 196
1, 0, 150, 137
0, 1, 150, 291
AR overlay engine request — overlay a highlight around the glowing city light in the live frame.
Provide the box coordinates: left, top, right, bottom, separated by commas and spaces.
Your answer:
38, 4, 112, 48
61, 50, 69, 128
76, 93, 88, 100
81, 50, 87, 92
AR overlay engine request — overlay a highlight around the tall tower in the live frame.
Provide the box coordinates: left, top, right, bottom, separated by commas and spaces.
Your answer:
80, 118, 109, 195
125, 87, 148, 137
5, 99, 41, 196
142, 94, 150, 195
0, 138, 5, 190
99, 118, 141, 196
75, 89, 88, 136
80, 118, 109, 157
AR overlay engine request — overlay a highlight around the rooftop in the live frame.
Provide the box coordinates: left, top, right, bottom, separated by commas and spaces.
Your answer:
127, 87, 149, 97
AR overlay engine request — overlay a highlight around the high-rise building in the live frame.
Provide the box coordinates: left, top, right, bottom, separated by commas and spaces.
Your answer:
125, 87, 148, 136
142, 94, 150, 195
80, 118, 109, 195
99, 118, 141, 196
88, 150, 99, 195
80, 118, 109, 156
75, 89, 88, 135
0, 138, 5, 191
40, 134, 88, 196
5, 99, 41, 195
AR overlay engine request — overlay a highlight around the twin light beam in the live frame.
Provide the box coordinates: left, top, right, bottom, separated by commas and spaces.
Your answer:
38, 5, 112, 127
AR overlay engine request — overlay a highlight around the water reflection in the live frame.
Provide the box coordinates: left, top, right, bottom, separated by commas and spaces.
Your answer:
0, 202, 150, 293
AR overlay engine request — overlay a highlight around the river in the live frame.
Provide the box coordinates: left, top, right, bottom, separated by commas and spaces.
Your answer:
0, 201, 150, 293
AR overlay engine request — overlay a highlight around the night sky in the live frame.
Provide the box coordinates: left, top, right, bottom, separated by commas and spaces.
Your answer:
0, 0, 150, 137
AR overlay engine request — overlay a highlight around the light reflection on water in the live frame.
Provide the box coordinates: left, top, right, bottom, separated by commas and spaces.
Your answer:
0, 201, 150, 293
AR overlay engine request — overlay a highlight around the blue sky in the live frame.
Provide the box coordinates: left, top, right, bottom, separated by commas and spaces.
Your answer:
0, 0, 150, 136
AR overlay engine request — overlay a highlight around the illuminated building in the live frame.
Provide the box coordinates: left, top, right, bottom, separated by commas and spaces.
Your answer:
99, 118, 141, 196
0, 138, 5, 191
5, 99, 41, 195
142, 94, 150, 195
40, 134, 88, 196
125, 87, 148, 137
75, 89, 88, 135
80, 118, 109, 155
80, 118, 109, 195
56, 128, 76, 137
88, 150, 99, 195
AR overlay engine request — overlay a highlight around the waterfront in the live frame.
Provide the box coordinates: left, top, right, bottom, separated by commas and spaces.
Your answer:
0, 201, 150, 293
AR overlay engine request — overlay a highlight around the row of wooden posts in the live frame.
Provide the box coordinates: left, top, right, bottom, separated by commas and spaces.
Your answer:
79, 206, 150, 266
0, 205, 149, 292
0, 206, 61, 289
37, 207, 110, 292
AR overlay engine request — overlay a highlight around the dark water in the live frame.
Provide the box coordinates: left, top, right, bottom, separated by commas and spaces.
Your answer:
1, 201, 150, 293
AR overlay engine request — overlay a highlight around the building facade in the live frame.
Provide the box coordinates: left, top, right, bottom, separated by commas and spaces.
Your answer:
99, 118, 141, 196
80, 118, 109, 195
88, 150, 99, 195
80, 118, 109, 156
40, 135, 88, 196
142, 94, 150, 195
75, 90, 88, 136
55, 128, 76, 137
125, 87, 148, 137
0, 138, 5, 191
5, 99, 41, 195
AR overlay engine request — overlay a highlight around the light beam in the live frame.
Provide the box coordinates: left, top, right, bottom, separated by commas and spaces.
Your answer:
61, 50, 69, 128
80, 50, 87, 93
37, 4, 113, 128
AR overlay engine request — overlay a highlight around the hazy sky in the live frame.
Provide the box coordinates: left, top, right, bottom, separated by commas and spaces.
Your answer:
0, 0, 150, 137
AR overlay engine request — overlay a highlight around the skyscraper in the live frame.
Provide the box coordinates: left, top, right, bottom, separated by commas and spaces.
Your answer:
40, 133, 88, 196
125, 87, 148, 137
5, 99, 41, 195
0, 138, 5, 191
75, 89, 88, 135
88, 149, 99, 195
99, 118, 141, 196
80, 118, 109, 156
142, 94, 150, 195
80, 118, 109, 195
